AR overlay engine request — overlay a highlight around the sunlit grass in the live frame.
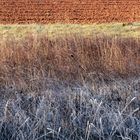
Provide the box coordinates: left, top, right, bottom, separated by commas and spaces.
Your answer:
0, 22, 140, 39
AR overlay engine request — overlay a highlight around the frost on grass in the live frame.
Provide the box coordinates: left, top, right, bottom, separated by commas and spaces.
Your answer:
0, 77, 139, 140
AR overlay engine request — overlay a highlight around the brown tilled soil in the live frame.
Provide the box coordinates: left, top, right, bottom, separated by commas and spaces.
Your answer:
0, 0, 140, 24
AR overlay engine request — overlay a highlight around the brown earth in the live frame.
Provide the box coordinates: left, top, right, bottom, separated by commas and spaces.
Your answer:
0, 0, 140, 24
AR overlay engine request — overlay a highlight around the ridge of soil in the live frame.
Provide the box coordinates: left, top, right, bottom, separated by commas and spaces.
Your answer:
0, 0, 140, 24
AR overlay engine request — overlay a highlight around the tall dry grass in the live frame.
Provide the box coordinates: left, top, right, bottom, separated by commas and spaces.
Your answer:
0, 33, 139, 92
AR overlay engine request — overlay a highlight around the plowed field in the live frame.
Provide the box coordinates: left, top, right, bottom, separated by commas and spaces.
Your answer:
0, 0, 140, 24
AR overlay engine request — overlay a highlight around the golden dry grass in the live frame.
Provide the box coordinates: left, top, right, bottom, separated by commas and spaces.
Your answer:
0, 30, 139, 92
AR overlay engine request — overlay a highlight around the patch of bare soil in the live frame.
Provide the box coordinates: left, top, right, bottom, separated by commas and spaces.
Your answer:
0, 0, 140, 24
